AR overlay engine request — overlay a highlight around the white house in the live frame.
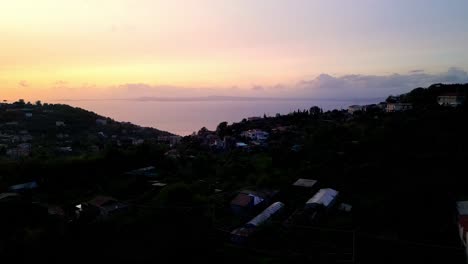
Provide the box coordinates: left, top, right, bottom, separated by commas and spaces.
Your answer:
241, 129, 269, 141
305, 188, 339, 209
96, 119, 108, 125
437, 94, 465, 107
348, 105, 365, 114
386, 103, 413, 112
247, 116, 262, 121
56, 121, 66, 127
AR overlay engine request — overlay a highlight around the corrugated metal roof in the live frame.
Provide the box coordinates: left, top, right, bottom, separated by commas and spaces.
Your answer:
306, 188, 339, 208
292, 179, 318, 188
247, 202, 285, 227
8, 181, 38, 191
457, 201, 468, 216
0, 192, 19, 200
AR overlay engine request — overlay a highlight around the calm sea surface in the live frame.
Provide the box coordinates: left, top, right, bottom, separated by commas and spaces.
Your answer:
55, 99, 381, 136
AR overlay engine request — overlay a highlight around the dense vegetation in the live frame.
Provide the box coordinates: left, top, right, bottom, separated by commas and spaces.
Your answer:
1, 83, 467, 263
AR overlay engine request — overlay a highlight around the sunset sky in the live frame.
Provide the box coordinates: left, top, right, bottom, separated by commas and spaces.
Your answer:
1, 0, 468, 100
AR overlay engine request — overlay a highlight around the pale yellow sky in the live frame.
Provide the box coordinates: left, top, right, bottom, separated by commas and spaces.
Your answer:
1, 0, 467, 100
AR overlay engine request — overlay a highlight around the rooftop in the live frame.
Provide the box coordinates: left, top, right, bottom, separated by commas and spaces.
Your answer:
292, 178, 318, 188
306, 188, 339, 207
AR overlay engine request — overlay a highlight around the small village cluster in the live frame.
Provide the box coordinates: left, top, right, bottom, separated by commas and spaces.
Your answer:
0, 102, 181, 158
348, 93, 465, 114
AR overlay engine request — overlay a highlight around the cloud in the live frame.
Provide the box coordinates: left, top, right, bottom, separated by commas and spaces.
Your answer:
46, 67, 468, 100
18, 80, 29, 88
288, 67, 468, 99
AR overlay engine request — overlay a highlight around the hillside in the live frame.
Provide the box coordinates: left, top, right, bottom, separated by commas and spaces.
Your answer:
0, 84, 467, 263
0, 100, 175, 159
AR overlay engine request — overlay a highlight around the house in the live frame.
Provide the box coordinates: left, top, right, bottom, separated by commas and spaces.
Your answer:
348, 105, 365, 114
56, 121, 66, 127
231, 202, 285, 243
230, 190, 277, 214
386, 103, 413, 112
96, 118, 108, 125
247, 116, 262, 121
57, 146, 73, 153
210, 139, 225, 150
87, 196, 128, 219
285, 188, 339, 226
289, 179, 319, 205
132, 138, 145, 145
231, 192, 264, 213
292, 179, 318, 189
235, 142, 248, 148
98, 132, 107, 138
305, 188, 339, 210
438, 93, 465, 107
8, 181, 39, 192
148, 181, 167, 188
241, 129, 269, 141
25, 112, 33, 118
157, 135, 182, 147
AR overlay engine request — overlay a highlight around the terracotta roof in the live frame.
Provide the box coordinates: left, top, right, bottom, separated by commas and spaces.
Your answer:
231, 193, 253, 207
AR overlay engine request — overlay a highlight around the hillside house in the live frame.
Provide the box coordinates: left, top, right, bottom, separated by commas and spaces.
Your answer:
157, 135, 182, 146
438, 93, 465, 107
96, 119, 108, 125
386, 103, 413, 112
235, 142, 248, 149
348, 105, 365, 114
247, 116, 262, 121
56, 121, 66, 127
230, 190, 277, 215
241, 129, 269, 141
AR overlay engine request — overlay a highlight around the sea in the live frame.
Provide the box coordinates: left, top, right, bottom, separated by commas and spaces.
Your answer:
55, 98, 382, 136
